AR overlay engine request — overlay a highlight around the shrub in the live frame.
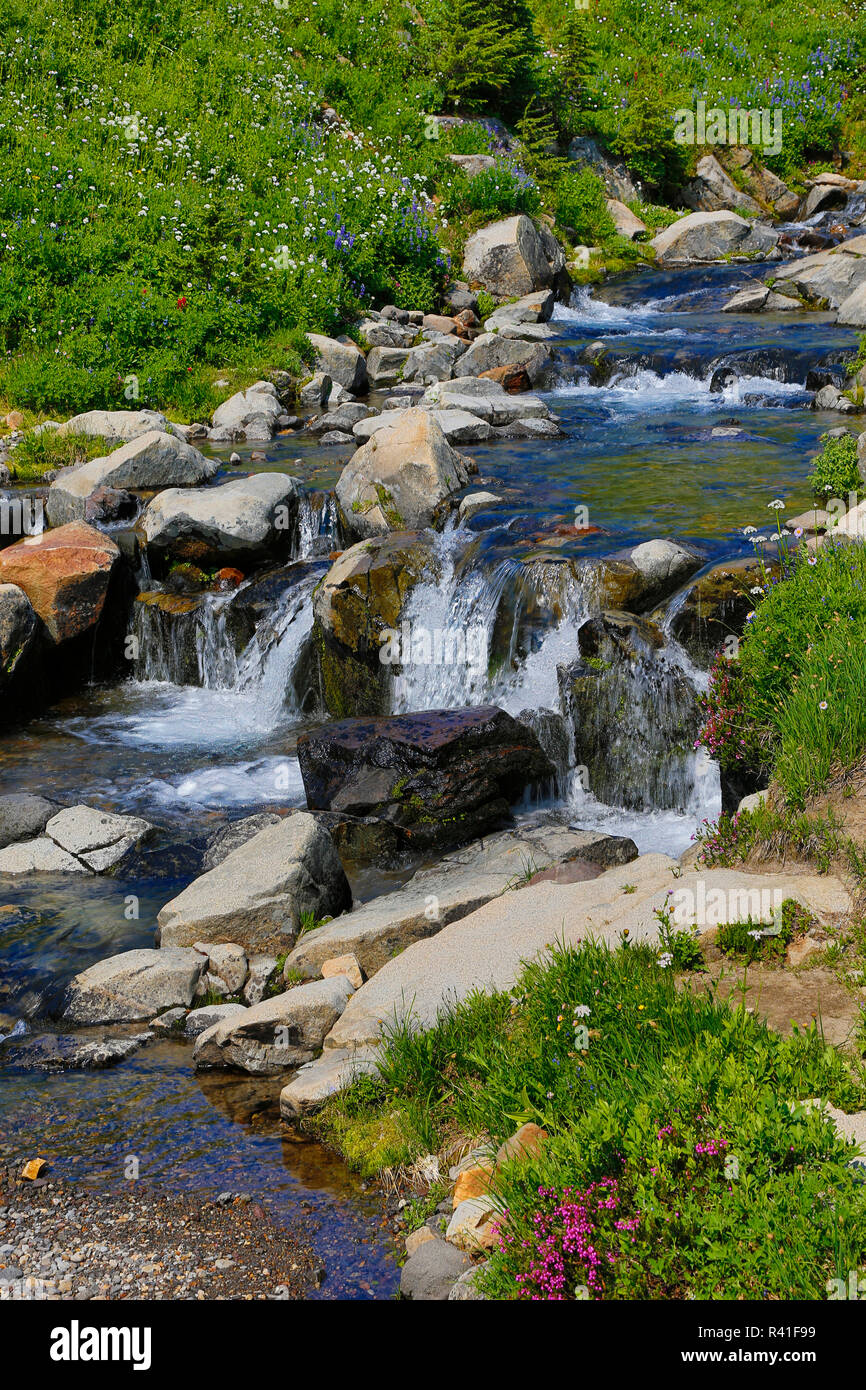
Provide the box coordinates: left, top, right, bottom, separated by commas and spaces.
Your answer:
464, 163, 541, 216
808, 431, 862, 501
554, 167, 616, 244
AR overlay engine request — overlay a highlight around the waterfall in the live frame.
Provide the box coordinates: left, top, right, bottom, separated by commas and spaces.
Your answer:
132, 569, 318, 727
390, 532, 596, 718
296, 492, 338, 558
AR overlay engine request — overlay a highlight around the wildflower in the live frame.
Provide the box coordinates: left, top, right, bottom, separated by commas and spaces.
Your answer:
573, 1004, 591, 1019
808, 556, 817, 566
177, 296, 187, 309
794, 527, 804, 537
819, 700, 828, 710
743, 525, 757, 535
768, 499, 784, 510
658, 953, 673, 968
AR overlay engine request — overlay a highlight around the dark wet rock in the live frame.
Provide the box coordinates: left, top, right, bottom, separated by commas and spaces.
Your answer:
664, 556, 777, 669
0, 793, 58, 849
1, 1031, 152, 1071
83, 486, 136, 525
591, 539, 704, 614
297, 706, 555, 853
710, 367, 738, 393
560, 611, 701, 812
312, 532, 440, 719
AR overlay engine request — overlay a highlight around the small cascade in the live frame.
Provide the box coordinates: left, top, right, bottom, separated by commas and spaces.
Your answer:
390, 531, 597, 719
131, 569, 318, 731
133, 592, 241, 688
559, 611, 709, 815
296, 491, 338, 558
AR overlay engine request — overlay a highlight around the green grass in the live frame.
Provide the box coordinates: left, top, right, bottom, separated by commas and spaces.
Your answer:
312, 939, 866, 1298
7, 430, 119, 480
702, 538, 866, 807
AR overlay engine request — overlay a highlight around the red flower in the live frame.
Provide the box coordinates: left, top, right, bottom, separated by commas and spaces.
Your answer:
177, 296, 188, 309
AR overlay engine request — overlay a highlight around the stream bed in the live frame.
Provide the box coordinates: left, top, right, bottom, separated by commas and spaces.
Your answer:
0, 254, 860, 1296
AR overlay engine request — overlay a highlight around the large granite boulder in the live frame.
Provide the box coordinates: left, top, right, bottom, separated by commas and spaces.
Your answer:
46, 431, 218, 526
651, 211, 778, 266
313, 532, 440, 718
62, 947, 206, 1023
307, 334, 368, 394
335, 411, 470, 542
0, 523, 119, 645
157, 812, 352, 952
209, 381, 284, 442
769, 239, 866, 310
297, 707, 555, 853
679, 155, 761, 216
0, 792, 56, 849
462, 216, 565, 297
138, 472, 301, 570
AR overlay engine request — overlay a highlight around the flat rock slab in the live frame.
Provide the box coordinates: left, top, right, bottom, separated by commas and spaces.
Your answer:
296, 706, 554, 854
157, 812, 351, 952
286, 821, 637, 980
192, 975, 354, 1074
0, 804, 152, 875
45, 805, 152, 872
62, 948, 206, 1024
323, 859, 849, 1053
1, 1031, 152, 1071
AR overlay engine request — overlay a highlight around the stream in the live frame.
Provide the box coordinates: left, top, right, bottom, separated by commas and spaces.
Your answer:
0, 246, 861, 1297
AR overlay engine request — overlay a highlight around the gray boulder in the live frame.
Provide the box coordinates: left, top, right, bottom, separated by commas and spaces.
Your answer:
0, 793, 56, 849
770, 241, 866, 309
457, 334, 554, 384
399, 1239, 472, 1300
483, 289, 555, 330
43, 805, 153, 872
336, 410, 470, 541
651, 211, 778, 266
366, 346, 411, 386
62, 948, 206, 1024
209, 382, 284, 442
401, 339, 466, 384
156, 812, 352, 952
462, 215, 564, 297
307, 334, 368, 393
606, 198, 647, 239
680, 155, 761, 216
138, 472, 301, 569
55, 409, 172, 441
192, 975, 354, 1073
46, 431, 219, 527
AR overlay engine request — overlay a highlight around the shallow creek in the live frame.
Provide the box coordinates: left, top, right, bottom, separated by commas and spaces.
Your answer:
0, 254, 860, 1294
